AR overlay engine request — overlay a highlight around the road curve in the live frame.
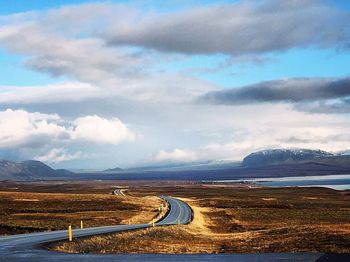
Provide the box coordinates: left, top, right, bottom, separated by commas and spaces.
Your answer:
113, 188, 127, 196
158, 196, 192, 225
0, 196, 191, 261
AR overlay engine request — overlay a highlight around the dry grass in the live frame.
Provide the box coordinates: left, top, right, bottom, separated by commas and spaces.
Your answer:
49, 185, 350, 254
49, 204, 218, 254
0, 191, 162, 235
50, 226, 212, 254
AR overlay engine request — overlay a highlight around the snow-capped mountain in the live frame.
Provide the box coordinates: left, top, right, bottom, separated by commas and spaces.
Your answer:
242, 149, 334, 167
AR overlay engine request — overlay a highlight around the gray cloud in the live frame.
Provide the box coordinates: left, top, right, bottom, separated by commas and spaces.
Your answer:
294, 98, 350, 114
279, 133, 350, 145
105, 0, 350, 55
199, 77, 350, 105
0, 25, 149, 82
0, 5, 217, 104
279, 136, 312, 144
0, 4, 153, 86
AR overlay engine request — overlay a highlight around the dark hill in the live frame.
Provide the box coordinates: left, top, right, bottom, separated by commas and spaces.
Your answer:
0, 160, 73, 180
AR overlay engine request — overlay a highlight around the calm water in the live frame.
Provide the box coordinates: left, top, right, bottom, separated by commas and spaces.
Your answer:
214, 174, 350, 190
252, 174, 350, 190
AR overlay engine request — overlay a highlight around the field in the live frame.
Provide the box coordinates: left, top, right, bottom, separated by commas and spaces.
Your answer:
1, 181, 350, 253
0, 181, 162, 235
50, 183, 350, 253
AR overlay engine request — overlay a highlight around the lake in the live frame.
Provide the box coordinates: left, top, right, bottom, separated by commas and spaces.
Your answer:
212, 174, 350, 190
251, 174, 350, 190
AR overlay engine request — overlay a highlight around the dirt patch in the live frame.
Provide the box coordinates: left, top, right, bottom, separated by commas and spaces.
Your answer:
14, 198, 40, 201
262, 198, 276, 201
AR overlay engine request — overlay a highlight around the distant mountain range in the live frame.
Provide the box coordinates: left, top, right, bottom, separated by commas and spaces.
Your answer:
1, 148, 350, 181
242, 149, 334, 167
0, 160, 73, 180
124, 160, 241, 172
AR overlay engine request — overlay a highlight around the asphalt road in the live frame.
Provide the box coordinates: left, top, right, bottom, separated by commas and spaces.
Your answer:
157, 196, 192, 225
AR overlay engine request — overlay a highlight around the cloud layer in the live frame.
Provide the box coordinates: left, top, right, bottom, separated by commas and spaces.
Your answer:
0, 4, 216, 104
155, 148, 198, 162
106, 0, 350, 55
200, 77, 350, 105
35, 148, 88, 164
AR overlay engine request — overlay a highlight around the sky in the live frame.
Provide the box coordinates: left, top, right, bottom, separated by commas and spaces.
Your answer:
0, 0, 350, 169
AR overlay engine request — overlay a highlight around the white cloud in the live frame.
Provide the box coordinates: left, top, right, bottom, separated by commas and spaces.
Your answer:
149, 103, 350, 163
72, 115, 137, 144
0, 109, 138, 149
0, 76, 217, 107
0, 109, 67, 148
35, 148, 88, 164
155, 148, 198, 162
0, 82, 103, 104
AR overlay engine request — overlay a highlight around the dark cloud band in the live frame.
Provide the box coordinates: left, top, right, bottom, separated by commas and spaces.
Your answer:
105, 0, 350, 56
199, 77, 350, 105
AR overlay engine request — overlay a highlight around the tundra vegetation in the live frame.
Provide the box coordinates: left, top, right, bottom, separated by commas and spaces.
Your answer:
1, 181, 350, 253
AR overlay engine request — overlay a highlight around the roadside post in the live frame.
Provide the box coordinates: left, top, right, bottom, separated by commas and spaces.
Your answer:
68, 225, 72, 241
80, 220, 83, 229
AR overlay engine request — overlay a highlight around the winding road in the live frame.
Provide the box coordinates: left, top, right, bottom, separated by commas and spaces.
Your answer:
0, 196, 348, 261
0, 196, 191, 261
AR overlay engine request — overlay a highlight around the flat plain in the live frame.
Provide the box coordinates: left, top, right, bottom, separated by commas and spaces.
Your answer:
1, 180, 350, 253
0, 181, 162, 235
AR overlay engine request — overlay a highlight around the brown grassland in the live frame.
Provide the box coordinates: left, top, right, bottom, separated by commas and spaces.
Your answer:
1, 181, 350, 253
0, 181, 163, 235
